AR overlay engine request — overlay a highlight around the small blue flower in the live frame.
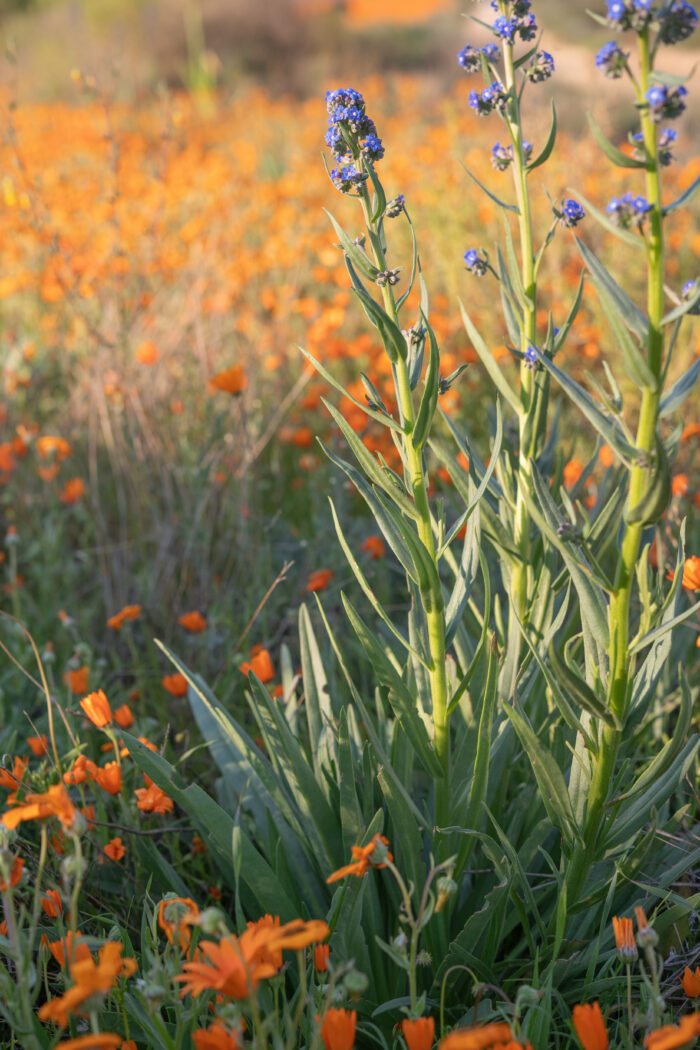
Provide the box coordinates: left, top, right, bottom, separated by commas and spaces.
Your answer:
659, 1, 698, 43
458, 44, 482, 73
516, 12, 538, 39
645, 83, 688, 122
632, 127, 677, 165
493, 15, 517, 41
491, 141, 532, 170
469, 82, 508, 116
464, 249, 488, 276
481, 43, 501, 62
681, 279, 700, 313
606, 191, 652, 229
491, 0, 531, 12
606, 0, 656, 30
527, 50, 555, 82
559, 199, 586, 228
385, 194, 405, 218
595, 40, 628, 77
330, 164, 369, 194
524, 344, 540, 369
362, 134, 385, 161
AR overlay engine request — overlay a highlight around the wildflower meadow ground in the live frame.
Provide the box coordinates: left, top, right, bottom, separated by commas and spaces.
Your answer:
0, 0, 699, 1048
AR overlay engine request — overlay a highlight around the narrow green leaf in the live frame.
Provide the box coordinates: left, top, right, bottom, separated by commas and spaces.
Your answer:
299, 604, 335, 772
528, 100, 557, 172
445, 504, 480, 648
458, 158, 519, 213
439, 398, 503, 555
459, 299, 520, 414
329, 499, 430, 668
575, 236, 648, 340
548, 642, 619, 729
299, 346, 401, 431
505, 703, 583, 846
553, 272, 585, 354
324, 208, 379, 279
587, 113, 647, 169
396, 208, 418, 311
412, 309, 440, 451
342, 595, 443, 778
346, 257, 407, 363
663, 173, 700, 215
659, 357, 700, 417
617, 672, 693, 803
630, 597, 700, 653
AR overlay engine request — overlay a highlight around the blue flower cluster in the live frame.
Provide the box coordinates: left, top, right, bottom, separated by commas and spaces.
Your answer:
385, 195, 405, 219
606, 192, 653, 228
325, 88, 385, 194
492, 12, 537, 41
523, 343, 540, 369
682, 279, 700, 314
469, 82, 509, 116
595, 40, 628, 77
330, 165, 368, 193
457, 43, 500, 73
464, 249, 488, 276
632, 127, 677, 164
558, 199, 586, 228
526, 51, 555, 82
490, 0, 532, 13
491, 141, 533, 170
605, 0, 697, 39
645, 84, 687, 122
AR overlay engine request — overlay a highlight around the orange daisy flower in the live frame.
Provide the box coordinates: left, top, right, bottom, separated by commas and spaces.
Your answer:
327, 833, 392, 883
209, 364, 247, 395
162, 672, 188, 697
41, 888, 64, 917
103, 837, 126, 862
306, 568, 334, 592
0, 855, 24, 891
192, 1022, 243, 1050
438, 1024, 514, 1050
38, 942, 136, 1027
94, 762, 122, 796
319, 1008, 356, 1050
240, 645, 275, 684
113, 704, 135, 728
158, 896, 200, 951
681, 968, 700, 998
27, 734, 49, 756
66, 666, 89, 695
612, 916, 637, 962
134, 777, 173, 814
179, 610, 207, 632
402, 1016, 435, 1050
106, 604, 141, 630
314, 944, 330, 971
52, 1036, 122, 1049
361, 535, 386, 559
60, 478, 86, 505
645, 1015, 700, 1050
80, 689, 113, 728
42, 930, 92, 968
571, 1003, 609, 1050
2, 782, 76, 831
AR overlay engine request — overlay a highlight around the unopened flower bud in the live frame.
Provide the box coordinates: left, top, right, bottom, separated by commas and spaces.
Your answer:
196, 907, 228, 936
416, 949, 432, 967
435, 875, 458, 912
344, 969, 369, 1000
516, 985, 543, 1011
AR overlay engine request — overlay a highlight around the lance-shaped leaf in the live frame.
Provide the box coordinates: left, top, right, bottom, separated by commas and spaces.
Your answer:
618, 671, 693, 804
575, 236, 648, 340
299, 347, 401, 431
329, 498, 430, 668
365, 159, 387, 222
299, 603, 336, 773
663, 173, 700, 215
346, 258, 407, 363
505, 702, 583, 846
445, 504, 481, 648
659, 357, 700, 417
320, 441, 419, 582
502, 221, 530, 313
548, 641, 619, 729
325, 208, 379, 280
323, 398, 418, 518
440, 398, 503, 554
537, 354, 636, 459
572, 190, 644, 250
587, 113, 647, 169
396, 208, 419, 311
458, 158, 519, 213
459, 299, 520, 414
553, 272, 585, 355
456, 636, 499, 844
528, 100, 557, 172
412, 309, 440, 451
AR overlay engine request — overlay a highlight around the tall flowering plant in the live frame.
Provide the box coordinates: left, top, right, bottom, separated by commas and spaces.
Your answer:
126, 0, 700, 1040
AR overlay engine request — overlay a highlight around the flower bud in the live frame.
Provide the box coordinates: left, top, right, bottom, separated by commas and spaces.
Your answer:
435, 875, 458, 912
344, 969, 369, 1000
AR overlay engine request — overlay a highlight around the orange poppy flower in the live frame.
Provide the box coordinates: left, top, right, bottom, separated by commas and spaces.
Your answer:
612, 916, 637, 962
681, 968, 700, 998
3, 782, 77, 831
438, 1024, 513, 1050
106, 604, 141, 630
671, 474, 689, 497
571, 1003, 609, 1050
41, 888, 64, 917
402, 1017, 435, 1050
38, 942, 136, 1027
94, 762, 122, 795
60, 478, 85, 504
678, 556, 700, 591
306, 568, 334, 592
134, 778, 173, 814
63, 754, 97, 786
113, 704, 134, 728
43, 930, 92, 967
320, 1008, 356, 1050
192, 1022, 243, 1050
52, 1036, 122, 1049
327, 833, 392, 883
162, 672, 188, 696
361, 535, 386, 559
158, 896, 200, 951
209, 364, 247, 395
240, 646, 274, 684
27, 734, 49, 756
314, 944, 330, 971
66, 666, 89, 695
0, 855, 24, 891
37, 435, 72, 460
80, 689, 113, 727
103, 837, 126, 862
136, 340, 159, 365
179, 610, 207, 632
176, 932, 278, 1000
0, 755, 28, 791
645, 1015, 700, 1050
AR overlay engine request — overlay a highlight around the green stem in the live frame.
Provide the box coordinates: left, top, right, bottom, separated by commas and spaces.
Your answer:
359, 189, 450, 826
566, 27, 664, 906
